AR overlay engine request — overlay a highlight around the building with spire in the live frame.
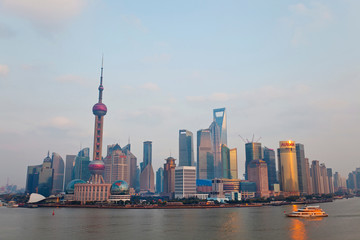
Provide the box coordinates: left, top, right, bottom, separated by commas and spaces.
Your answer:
74, 59, 111, 203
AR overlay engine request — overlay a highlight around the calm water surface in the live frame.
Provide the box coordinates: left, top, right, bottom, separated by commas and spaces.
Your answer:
1, 198, 360, 240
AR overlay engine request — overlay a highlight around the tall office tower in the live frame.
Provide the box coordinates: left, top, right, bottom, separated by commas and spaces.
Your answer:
320, 163, 329, 194
310, 160, 322, 194
74, 60, 111, 203
229, 148, 238, 179
104, 144, 129, 184
122, 144, 137, 189
304, 158, 313, 194
26, 164, 42, 194
209, 121, 222, 178
245, 142, 263, 180
247, 160, 269, 198
38, 152, 54, 197
197, 129, 214, 180
174, 166, 196, 198
64, 155, 76, 190
72, 148, 91, 181
295, 144, 308, 195
179, 130, 195, 166
277, 141, 299, 194
156, 167, 164, 193
51, 152, 64, 194
355, 168, 360, 191
163, 157, 176, 195
327, 168, 334, 193
142, 141, 152, 170
213, 108, 227, 145
221, 145, 238, 179
333, 172, 342, 192
263, 147, 277, 190
140, 141, 155, 192
347, 172, 357, 191
221, 144, 230, 179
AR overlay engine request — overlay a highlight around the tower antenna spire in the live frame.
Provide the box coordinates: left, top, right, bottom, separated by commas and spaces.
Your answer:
98, 55, 104, 103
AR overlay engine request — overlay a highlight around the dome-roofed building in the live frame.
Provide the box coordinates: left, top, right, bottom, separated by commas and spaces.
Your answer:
110, 180, 129, 195
66, 179, 86, 194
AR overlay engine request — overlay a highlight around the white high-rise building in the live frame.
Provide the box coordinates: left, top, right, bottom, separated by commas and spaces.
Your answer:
175, 166, 196, 198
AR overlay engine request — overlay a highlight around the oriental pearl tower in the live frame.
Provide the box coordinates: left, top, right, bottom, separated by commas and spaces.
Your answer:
88, 59, 107, 184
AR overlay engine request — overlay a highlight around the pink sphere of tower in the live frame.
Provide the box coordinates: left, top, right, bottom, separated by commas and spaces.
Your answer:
92, 102, 107, 116
88, 160, 105, 175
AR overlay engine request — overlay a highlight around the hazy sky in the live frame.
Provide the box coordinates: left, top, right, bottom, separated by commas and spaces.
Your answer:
1, 0, 360, 187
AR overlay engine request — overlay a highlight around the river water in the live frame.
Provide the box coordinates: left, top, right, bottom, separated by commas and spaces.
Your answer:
1, 197, 359, 240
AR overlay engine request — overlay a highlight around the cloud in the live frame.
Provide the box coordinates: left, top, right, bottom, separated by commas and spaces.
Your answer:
285, 2, 332, 46
142, 53, 171, 64
56, 74, 87, 85
43, 116, 74, 129
140, 82, 160, 91
186, 92, 237, 102
0, 64, 9, 76
121, 14, 148, 33
0, 0, 86, 31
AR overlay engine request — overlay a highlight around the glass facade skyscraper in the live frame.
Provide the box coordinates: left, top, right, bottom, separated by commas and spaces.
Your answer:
245, 142, 263, 180
156, 167, 164, 193
72, 148, 91, 181
295, 143, 308, 195
51, 152, 64, 194
213, 108, 227, 146
179, 130, 195, 167
143, 141, 152, 170
197, 129, 214, 180
278, 141, 299, 194
263, 147, 277, 190
221, 145, 238, 179
209, 121, 221, 178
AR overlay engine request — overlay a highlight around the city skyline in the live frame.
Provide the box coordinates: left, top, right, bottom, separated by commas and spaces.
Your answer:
1, 1, 360, 187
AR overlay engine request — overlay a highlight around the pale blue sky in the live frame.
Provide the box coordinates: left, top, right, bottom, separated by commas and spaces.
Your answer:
1, 0, 360, 187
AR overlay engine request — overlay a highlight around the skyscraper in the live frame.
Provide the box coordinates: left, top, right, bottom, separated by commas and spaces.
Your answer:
197, 129, 214, 180
156, 167, 164, 194
247, 160, 269, 198
221, 145, 238, 179
143, 141, 152, 170
72, 148, 91, 181
263, 147, 277, 190
26, 164, 42, 194
209, 121, 221, 178
245, 142, 262, 180
104, 144, 129, 184
320, 163, 330, 194
295, 143, 308, 195
163, 157, 176, 195
310, 160, 322, 194
327, 168, 334, 194
277, 141, 299, 194
140, 141, 155, 192
174, 166, 196, 198
122, 144, 137, 189
179, 130, 195, 166
51, 152, 64, 194
38, 152, 54, 197
213, 108, 227, 146
64, 154, 76, 191
305, 158, 313, 194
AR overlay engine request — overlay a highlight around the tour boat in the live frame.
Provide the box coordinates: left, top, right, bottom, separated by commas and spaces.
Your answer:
286, 206, 328, 217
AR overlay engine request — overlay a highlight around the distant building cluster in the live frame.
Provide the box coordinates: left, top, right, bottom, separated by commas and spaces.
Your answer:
24, 62, 357, 203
